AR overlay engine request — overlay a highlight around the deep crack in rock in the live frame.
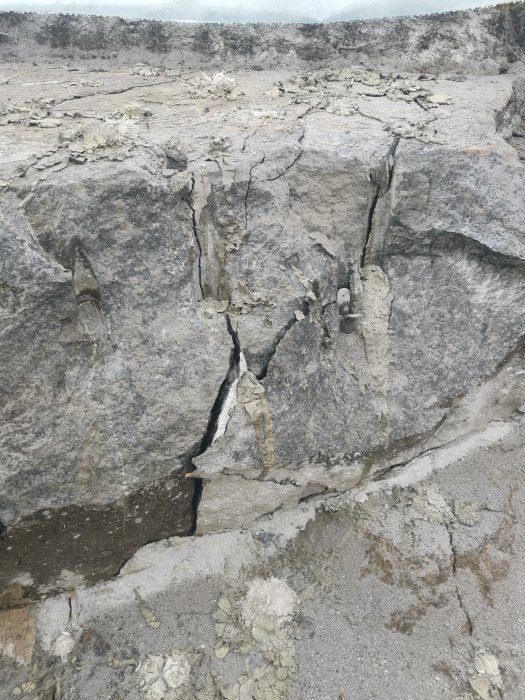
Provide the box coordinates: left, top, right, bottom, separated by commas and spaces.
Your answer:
184, 315, 243, 534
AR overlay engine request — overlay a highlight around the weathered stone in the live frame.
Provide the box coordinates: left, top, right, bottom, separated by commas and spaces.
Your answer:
0, 5, 525, 605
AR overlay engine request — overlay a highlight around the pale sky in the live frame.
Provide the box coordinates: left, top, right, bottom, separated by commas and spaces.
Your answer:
0, 0, 500, 21
192, 0, 495, 13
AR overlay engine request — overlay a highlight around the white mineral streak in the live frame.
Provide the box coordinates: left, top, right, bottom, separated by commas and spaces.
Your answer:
213, 352, 248, 443
52, 631, 75, 662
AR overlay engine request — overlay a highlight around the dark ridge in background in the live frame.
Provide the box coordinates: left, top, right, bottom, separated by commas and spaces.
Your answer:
0, 0, 504, 24
0, 2, 523, 72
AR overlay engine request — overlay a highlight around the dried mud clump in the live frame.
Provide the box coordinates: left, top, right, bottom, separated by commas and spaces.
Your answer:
213, 577, 299, 699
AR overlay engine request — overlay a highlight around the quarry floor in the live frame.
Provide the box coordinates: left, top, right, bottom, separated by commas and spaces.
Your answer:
0, 58, 520, 189
0, 411, 524, 699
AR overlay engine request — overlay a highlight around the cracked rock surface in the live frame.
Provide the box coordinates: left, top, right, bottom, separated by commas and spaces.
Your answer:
0, 5, 525, 594
0, 4, 525, 697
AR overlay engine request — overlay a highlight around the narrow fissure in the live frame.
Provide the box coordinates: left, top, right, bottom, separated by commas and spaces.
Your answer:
186, 174, 205, 299
387, 137, 400, 189
184, 314, 242, 534
267, 149, 303, 181
244, 155, 265, 229
360, 183, 380, 268
360, 137, 399, 268
446, 523, 474, 635
51, 77, 182, 107
188, 479, 203, 537
257, 301, 310, 380
67, 595, 73, 626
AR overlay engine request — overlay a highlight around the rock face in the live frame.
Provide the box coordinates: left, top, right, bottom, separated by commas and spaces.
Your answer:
0, 4, 524, 606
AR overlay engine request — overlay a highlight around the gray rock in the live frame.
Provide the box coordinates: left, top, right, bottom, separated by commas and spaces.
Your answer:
0, 156, 233, 595
0, 7, 525, 599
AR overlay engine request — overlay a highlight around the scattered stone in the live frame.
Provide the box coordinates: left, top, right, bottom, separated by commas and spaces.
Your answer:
136, 650, 191, 699
134, 589, 161, 630
52, 631, 75, 662
453, 499, 480, 527
130, 63, 163, 78
60, 121, 132, 162
213, 578, 299, 699
189, 72, 243, 100
427, 93, 453, 105
468, 650, 503, 700
112, 103, 152, 120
